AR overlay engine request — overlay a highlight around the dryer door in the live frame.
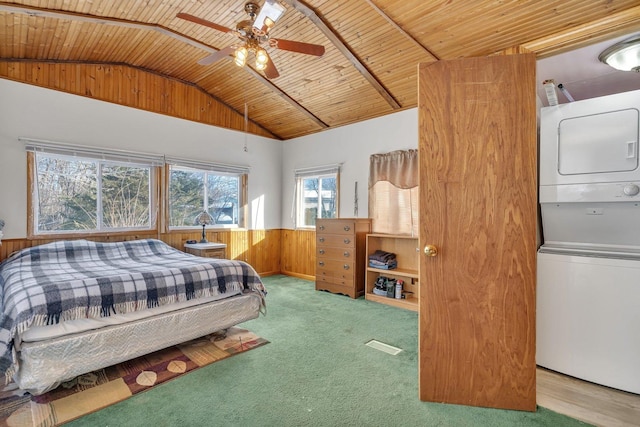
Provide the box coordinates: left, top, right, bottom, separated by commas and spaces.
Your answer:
558, 108, 638, 176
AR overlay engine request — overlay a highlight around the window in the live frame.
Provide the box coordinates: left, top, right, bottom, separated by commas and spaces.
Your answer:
25, 140, 162, 235
166, 158, 248, 228
294, 165, 340, 228
369, 150, 418, 236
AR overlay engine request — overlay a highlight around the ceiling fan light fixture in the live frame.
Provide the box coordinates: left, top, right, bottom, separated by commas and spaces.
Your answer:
598, 35, 640, 72
253, 0, 285, 33
255, 48, 269, 68
234, 46, 248, 67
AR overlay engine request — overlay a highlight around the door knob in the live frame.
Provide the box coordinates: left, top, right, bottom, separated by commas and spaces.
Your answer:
424, 244, 438, 257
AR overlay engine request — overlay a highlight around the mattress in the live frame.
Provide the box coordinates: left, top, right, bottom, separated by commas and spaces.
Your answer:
19, 290, 242, 343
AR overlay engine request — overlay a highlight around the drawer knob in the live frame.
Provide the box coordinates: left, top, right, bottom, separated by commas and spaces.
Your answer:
319, 249, 325, 254
343, 225, 351, 231
319, 225, 325, 230
319, 237, 325, 243
343, 238, 350, 244
319, 261, 325, 266
343, 251, 350, 257
343, 264, 350, 270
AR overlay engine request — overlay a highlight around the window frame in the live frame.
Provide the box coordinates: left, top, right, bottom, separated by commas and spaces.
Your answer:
294, 165, 340, 229
165, 163, 248, 231
27, 151, 161, 238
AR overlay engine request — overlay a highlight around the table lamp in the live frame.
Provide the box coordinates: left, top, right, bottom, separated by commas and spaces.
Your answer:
194, 211, 214, 243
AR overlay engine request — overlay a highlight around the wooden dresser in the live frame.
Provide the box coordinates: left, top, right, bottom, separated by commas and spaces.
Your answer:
315, 218, 372, 299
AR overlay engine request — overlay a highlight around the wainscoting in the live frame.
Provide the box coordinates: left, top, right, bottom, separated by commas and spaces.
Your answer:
280, 228, 316, 280
0, 228, 316, 278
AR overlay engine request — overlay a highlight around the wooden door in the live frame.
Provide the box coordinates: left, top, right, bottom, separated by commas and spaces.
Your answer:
417, 54, 537, 411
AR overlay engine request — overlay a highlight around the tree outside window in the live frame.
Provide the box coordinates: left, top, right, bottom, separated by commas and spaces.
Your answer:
34, 153, 153, 233
168, 166, 241, 227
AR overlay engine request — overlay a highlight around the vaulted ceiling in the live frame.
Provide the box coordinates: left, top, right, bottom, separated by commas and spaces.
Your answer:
1, 1, 639, 140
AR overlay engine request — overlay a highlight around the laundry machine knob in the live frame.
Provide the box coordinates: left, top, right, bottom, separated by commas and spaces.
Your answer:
623, 183, 640, 196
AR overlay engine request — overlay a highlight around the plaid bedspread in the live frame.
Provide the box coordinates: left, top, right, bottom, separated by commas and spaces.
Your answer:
0, 239, 265, 383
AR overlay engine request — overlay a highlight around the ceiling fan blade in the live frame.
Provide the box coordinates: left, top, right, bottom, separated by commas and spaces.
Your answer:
270, 39, 325, 57
177, 12, 233, 34
263, 53, 280, 79
198, 46, 236, 65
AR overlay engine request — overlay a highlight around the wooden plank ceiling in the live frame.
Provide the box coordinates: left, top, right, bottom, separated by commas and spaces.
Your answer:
1, 0, 639, 140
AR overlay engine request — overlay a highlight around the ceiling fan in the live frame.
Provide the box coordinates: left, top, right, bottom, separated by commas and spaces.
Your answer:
177, 1, 325, 79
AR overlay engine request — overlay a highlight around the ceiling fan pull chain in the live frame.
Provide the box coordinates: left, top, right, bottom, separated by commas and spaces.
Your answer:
244, 102, 249, 153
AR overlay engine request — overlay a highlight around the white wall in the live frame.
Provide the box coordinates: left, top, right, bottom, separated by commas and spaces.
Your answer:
280, 109, 418, 228
0, 79, 283, 238
0, 79, 419, 238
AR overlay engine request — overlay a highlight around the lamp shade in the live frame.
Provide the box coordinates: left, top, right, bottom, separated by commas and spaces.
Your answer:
194, 210, 214, 226
234, 46, 248, 67
255, 48, 268, 70
599, 35, 640, 72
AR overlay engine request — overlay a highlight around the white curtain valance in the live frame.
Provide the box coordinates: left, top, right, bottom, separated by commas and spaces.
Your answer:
294, 163, 342, 178
21, 137, 165, 167
165, 156, 250, 175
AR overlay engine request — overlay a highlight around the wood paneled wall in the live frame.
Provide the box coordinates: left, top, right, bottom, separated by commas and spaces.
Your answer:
0, 228, 318, 279
280, 229, 316, 280
0, 62, 276, 139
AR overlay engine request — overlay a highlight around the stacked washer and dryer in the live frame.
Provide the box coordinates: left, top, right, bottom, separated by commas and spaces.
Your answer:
537, 89, 640, 395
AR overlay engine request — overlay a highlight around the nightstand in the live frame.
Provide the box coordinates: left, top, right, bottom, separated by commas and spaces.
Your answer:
184, 242, 227, 259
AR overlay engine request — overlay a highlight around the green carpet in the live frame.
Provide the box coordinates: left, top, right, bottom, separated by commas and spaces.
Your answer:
67, 275, 590, 426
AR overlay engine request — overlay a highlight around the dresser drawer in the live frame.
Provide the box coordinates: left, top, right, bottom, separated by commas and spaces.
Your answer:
316, 234, 355, 248
317, 264, 354, 282
317, 258, 354, 275
316, 219, 355, 235
317, 246, 353, 259
315, 269, 354, 286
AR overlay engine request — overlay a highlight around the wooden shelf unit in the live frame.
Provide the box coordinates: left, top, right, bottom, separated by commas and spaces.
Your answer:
365, 234, 420, 311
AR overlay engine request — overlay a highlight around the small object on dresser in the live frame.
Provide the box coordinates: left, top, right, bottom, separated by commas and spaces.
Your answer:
186, 239, 197, 244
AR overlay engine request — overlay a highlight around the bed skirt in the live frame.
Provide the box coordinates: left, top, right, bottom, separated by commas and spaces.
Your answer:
14, 292, 262, 395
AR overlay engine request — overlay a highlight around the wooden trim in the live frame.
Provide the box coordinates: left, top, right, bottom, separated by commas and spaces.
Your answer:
521, 5, 640, 58
280, 271, 315, 281
26, 152, 35, 239
335, 169, 341, 218
161, 164, 170, 234
241, 174, 249, 229
496, 46, 533, 55
283, 0, 401, 109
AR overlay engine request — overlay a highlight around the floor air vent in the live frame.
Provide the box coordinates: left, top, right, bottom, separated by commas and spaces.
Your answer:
365, 340, 403, 355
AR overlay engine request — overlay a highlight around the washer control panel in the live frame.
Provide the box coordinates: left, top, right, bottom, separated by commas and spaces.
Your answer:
540, 181, 640, 203
623, 183, 640, 197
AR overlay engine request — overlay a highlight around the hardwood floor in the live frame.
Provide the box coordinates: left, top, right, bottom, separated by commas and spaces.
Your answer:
537, 367, 640, 426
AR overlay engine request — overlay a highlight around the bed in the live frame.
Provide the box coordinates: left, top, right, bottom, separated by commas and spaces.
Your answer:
0, 238, 266, 395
